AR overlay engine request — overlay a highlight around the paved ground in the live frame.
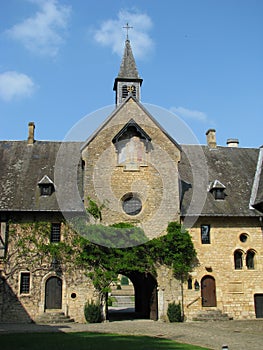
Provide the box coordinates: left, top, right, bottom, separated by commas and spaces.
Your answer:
0, 319, 263, 349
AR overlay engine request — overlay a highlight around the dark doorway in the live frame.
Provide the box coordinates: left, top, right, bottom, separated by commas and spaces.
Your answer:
201, 275, 217, 307
108, 272, 158, 321
45, 276, 62, 309
131, 272, 158, 320
254, 294, 263, 318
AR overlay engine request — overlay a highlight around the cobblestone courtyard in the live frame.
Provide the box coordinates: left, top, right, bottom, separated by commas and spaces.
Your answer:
1, 320, 262, 350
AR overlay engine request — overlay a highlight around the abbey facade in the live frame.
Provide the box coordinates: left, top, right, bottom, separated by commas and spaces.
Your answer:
0, 39, 263, 323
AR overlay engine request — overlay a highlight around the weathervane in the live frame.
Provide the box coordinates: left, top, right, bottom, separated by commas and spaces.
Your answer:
123, 22, 133, 40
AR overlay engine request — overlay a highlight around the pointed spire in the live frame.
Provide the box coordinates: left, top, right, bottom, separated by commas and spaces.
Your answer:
113, 37, 143, 106
118, 39, 140, 79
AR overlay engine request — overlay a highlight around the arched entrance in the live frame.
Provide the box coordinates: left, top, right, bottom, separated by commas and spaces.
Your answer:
108, 271, 158, 321
130, 272, 158, 320
201, 275, 217, 307
45, 276, 62, 310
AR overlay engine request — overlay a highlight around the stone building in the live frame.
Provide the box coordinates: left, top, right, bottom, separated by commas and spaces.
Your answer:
0, 39, 263, 323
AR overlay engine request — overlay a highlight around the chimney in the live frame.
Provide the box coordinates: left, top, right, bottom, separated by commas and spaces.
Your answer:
206, 129, 216, 149
27, 122, 35, 145
227, 138, 239, 147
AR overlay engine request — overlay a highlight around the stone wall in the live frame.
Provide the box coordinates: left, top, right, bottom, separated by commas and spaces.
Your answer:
0, 222, 97, 323
82, 98, 181, 240
184, 216, 263, 320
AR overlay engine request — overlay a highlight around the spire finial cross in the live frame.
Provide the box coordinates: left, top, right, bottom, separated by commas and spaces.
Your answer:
123, 22, 133, 40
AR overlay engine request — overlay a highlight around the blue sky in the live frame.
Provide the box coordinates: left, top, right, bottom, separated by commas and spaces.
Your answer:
0, 0, 262, 147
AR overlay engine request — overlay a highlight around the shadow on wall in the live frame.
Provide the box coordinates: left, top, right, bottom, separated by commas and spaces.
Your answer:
0, 277, 32, 323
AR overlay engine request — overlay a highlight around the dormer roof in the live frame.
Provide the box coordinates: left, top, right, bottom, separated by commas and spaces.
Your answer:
209, 180, 226, 191
38, 175, 54, 186
112, 119, 151, 144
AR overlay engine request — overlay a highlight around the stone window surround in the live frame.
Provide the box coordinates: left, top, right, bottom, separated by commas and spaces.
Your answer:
233, 248, 257, 270
19, 271, 31, 295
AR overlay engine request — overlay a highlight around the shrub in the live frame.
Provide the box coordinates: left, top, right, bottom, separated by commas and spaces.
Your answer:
167, 301, 182, 322
84, 300, 102, 323
107, 296, 116, 306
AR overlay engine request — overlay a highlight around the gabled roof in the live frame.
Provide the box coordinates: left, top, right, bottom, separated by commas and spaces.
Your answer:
0, 141, 83, 212
38, 175, 54, 186
0, 138, 262, 219
112, 118, 151, 144
81, 95, 182, 152
179, 145, 261, 217
209, 180, 226, 191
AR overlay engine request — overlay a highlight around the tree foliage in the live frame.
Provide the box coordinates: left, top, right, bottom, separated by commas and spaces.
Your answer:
2, 219, 197, 320
77, 221, 197, 296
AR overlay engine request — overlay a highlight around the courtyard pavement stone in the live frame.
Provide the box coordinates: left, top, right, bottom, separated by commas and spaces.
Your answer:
0, 319, 262, 350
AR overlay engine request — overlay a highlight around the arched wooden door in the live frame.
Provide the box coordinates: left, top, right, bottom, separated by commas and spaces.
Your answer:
45, 276, 62, 309
201, 276, 217, 307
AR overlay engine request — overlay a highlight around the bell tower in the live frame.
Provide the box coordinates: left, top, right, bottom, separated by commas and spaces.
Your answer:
113, 24, 143, 106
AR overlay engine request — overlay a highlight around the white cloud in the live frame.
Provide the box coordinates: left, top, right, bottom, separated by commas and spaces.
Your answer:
170, 106, 208, 122
94, 9, 154, 60
6, 0, 71, 57
0, 71, 36, 101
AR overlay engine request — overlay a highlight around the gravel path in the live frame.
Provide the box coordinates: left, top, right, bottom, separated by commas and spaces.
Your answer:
0, 319, 262, 350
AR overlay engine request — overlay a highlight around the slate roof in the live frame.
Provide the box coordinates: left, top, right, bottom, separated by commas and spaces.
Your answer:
0, 141, 83, 212
179, 145, 262, 217
251, 148, 263, 212
117, 39, 141, 79
0, 139, 262, 218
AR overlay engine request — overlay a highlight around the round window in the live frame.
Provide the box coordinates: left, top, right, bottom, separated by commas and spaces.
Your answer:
239, 233, 248, 243
122, 194, 142, 216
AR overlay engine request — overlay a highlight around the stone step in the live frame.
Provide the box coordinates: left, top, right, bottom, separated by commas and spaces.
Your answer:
35, 311, 74, 324
112, 295, 135, 308
193, 309, 231, 321
111, 285, 134, 296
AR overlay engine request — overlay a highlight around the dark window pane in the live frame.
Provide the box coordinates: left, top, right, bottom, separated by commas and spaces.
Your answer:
246, 250, 255, 269
234, 250, 243, 269
20, 273, 30, 294
240, 233, 248, 243
201, 225, 210, 244
40, 185, 52, 196
187, 278, 193, 290
51, 223, 61, 243
214, 189, 225, 200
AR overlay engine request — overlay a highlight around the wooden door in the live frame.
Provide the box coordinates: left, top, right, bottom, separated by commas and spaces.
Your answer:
254, 294, 263, 318
45, 277, 62, 309
201, 276, 217, 307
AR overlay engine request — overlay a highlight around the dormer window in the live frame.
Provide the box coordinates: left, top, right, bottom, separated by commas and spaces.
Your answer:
213, 188, 225, 200
209, 180, 226, 200
40, 184, 53, 196
38, 175, 54, 196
